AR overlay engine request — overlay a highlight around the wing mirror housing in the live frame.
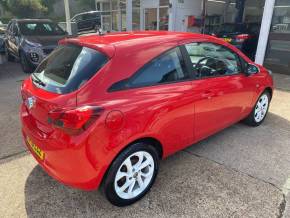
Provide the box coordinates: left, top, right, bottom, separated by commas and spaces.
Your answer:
245, 64, 259, 76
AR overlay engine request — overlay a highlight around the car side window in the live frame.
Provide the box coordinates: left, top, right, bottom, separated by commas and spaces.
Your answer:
74, 15, 82, 22
129, 47, 189, 88
7, 22, 14, 34
6, 22, 12, 33
184, 42, 242, 79
12, 23, 19, 35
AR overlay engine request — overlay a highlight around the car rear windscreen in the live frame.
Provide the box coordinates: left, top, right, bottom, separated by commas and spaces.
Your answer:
32, 44, 108, 94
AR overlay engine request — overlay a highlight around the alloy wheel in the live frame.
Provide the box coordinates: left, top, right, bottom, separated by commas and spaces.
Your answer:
114, 151, 155, 200
254, 93, 269, 123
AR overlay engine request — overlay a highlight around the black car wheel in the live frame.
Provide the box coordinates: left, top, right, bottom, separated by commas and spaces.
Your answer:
5, 46, 15, 62
103, 142, 159, 207
20, 52, 34, 74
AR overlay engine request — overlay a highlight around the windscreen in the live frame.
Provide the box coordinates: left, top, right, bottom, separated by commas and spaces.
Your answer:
19, 22, 65, 36
32, 44, 108, 94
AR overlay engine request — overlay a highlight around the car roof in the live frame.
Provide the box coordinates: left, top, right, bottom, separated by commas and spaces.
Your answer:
62, 31, 214, 58
72, 11, 100, 17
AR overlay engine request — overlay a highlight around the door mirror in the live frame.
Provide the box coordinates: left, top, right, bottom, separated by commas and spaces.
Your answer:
245, 64, 259, 76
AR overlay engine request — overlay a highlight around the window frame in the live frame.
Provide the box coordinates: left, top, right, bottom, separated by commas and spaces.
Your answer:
7, 21, 15, 35
181, 41, 247, 80
6, 21, 12, 33
108, 46, 194, 92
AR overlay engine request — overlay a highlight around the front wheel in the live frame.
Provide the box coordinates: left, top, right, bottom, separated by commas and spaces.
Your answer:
4, 46, 15, 62
244, 91, 271, 126
20, 52, 34, 74
103, 143, 159, 206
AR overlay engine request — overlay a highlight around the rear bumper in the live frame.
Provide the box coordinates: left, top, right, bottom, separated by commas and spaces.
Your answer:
20, 104, 104, 190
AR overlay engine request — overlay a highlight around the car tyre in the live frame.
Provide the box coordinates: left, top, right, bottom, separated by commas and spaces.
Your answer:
5, 46, 15, 62
20, 51, 34, 74
103, 142, 159, 207
244, 91, 271, 126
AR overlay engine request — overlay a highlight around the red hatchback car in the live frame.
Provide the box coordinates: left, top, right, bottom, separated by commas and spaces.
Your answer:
20, 31, 273, 206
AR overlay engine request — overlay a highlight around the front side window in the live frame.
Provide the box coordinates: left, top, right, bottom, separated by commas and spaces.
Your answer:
129, 47, 189, 88
185, 42, 241, 78
6, 22, 12, 33
7, 22, 15, 34
12, 23, 18, 35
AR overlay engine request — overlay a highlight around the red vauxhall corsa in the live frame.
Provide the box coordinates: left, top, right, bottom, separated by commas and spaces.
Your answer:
20, 31, 273, 206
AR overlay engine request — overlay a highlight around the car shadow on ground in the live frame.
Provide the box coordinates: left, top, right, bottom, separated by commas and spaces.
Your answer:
24, 112, 289, 218
186, 111, 290, 187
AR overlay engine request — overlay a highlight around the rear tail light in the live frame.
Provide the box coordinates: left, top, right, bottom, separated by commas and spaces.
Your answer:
235, 34, 251, 42
48, 106, 103, 135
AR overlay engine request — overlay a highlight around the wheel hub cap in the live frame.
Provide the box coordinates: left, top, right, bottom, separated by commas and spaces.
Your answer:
254, 94, 269, 123
114, 151, 154, 199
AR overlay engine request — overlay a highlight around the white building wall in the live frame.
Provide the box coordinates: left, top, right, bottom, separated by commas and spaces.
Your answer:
171, 0, 203, 32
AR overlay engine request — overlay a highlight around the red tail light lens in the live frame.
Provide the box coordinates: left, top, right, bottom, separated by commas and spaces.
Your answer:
235, 34, 251, 42
48, 106, 103, 135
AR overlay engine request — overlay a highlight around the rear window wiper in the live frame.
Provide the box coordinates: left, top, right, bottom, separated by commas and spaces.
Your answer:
31, 73, 46, 87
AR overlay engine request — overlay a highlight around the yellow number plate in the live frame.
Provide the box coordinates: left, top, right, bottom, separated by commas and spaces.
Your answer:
27, 137, 45, 160
224, 38, 232, 42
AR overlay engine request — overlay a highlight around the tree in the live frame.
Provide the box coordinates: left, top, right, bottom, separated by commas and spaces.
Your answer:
0, 0, 48, 18
76, 0, 95, 9
41, 0, 57, 14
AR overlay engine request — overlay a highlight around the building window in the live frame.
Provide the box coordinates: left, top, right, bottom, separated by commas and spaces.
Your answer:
160, 0, 170, 7
96, 0, 127, 32
132, 0, 141, 30
264, 0, 290, 75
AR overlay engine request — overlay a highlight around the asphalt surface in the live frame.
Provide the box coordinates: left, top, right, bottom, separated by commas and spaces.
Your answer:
0, 61, 290, 218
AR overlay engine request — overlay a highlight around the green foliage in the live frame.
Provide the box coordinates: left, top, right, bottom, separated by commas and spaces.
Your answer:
41, 0, 57, 14
0, 0, 48, 18
76, 0, 95, 9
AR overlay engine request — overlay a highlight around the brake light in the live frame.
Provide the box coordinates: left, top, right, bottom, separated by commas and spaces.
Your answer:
235, 34, 251, 42
48, 106, 103, 135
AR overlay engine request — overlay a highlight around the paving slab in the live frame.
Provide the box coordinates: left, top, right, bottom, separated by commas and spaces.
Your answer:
0, 62, 27, 159
0, 151, 284, 218
187, 87, 290, 190
0, 63, 289, 217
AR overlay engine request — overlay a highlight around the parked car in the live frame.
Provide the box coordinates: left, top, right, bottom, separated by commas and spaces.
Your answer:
213, 23, 260, 60
0, 20, 6, 34
0, 21, 6, 54
4, 19, 67, 73
71, 11, 101, 32
0, 33, 5, 54
20, 31, 273, 206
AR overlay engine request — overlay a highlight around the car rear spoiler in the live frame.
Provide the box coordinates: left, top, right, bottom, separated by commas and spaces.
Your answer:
59, 37, 115, 59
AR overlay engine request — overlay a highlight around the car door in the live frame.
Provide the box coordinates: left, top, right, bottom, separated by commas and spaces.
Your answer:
182, 41, 256, 142
107, 46, 196, 155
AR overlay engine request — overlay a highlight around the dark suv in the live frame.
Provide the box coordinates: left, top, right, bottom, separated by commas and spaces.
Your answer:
5, 19, 67, 73
71, 11, 101, 32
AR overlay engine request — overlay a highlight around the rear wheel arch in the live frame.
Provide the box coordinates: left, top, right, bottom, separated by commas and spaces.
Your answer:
127, 137, 163, 160
100, 137, 163, 186
264, 87, 273, 100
